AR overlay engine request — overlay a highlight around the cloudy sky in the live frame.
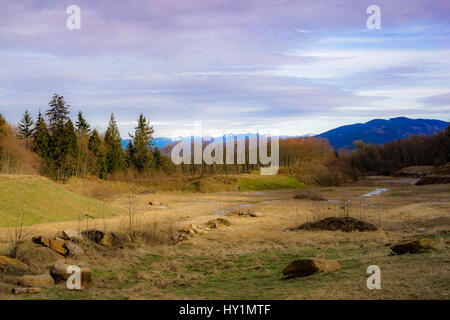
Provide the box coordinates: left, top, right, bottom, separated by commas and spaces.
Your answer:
0, 0, 449, 138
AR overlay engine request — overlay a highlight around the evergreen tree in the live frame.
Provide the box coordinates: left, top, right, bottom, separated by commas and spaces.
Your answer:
154, 147, 162, 170
96, 146, 108, 178
33, 111, 50, 159
18, 110, 34, 139
75, 111, 91, 137
104, 113, 125, 173
87, 129, 108, 177
50, 118, 78, 179
46, 94, 70, 132
63, 119, 78, 158
125, 140, 136, 168
88, 129, 101, 155
129, 113, 154, 171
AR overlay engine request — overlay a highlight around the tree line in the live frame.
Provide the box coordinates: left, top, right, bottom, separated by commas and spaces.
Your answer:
5, 94, 164, 180
340, 125, 450, 175
1, 93, 448, 184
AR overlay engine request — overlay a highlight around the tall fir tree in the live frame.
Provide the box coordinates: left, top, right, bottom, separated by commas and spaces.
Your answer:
88, 129, 101, 155
75, 111, 91, 137
87, 129, 108, 177
46, 94, 70, 132
63, 119, 78, 158
153, 147, 162, 170
96, 145, 108, 178
33, 111, 50, 159
129, 113, 154, 171
125, 140, 136, 168
104, 113, 125, 173
18, 110, 34, 139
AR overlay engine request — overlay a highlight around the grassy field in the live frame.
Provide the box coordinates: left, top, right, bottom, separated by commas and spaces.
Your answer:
0, 175, 126, 228
0, 176, 448, 299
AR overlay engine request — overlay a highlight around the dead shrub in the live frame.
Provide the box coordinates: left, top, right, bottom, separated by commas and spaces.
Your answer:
133, 216, 179, 245
0, 134, 41, 175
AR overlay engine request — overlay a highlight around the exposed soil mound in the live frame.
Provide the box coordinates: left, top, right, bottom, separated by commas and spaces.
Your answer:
415, 163, 450, 185
289, 217, 377, 232
394, 166, 435, 178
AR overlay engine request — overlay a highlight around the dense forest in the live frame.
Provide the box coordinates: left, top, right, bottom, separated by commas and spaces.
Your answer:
0, 94, 448, 185
0, 94, 165, 180
343, 126, 450, 175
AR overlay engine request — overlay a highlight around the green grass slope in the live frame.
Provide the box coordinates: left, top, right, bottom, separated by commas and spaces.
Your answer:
238, 175, 307, 191
0, 175, 126, 227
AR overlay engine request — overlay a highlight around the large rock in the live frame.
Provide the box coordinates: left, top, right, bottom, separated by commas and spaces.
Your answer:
50, 262, 92, 288
250, 212, 263, 217
283, 258, 341, 277
101, 232, 131, 248
80, 268, 93, 287
17, 273, 54, 287
81, 229, 105, 243
82, 229, 130, 248
64, 241, 84, 258
32, 236, 68, 256
0, 255, 28, 272
59, 229, 83, 242
391, 238, 435, 254
111, 232, 131, 248
50, 262, 71, 282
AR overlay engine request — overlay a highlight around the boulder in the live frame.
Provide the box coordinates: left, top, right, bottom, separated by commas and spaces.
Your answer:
59, 229, 83, 242
0, 255, 28, 272
32, 236, 68, 256
81, 229, 105, 243
50, 262, 71, 282
250, 212, 263, 217
100, 232, 131, 248
80, 268, 93, 287
17, 273, 54, 287
50, 262, 92, 288
49, 238, 68, 256
64, 241, 84, 258
99, 232, 114, 246
391, 238, 435, 254
111, 232, 131, 248
283, 258, 341, 278
82, 229, 130, 248
12, 287, 42, 295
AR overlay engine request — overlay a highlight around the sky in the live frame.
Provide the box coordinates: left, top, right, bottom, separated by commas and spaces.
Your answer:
0, 0, 449, 138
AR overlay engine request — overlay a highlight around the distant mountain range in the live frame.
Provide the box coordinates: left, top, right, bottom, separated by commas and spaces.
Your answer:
121, 137, 174, 150
316, 117, 449, 150
121, 117, 449, 151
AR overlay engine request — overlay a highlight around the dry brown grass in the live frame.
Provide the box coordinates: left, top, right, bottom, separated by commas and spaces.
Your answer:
0, 179, 448, 299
